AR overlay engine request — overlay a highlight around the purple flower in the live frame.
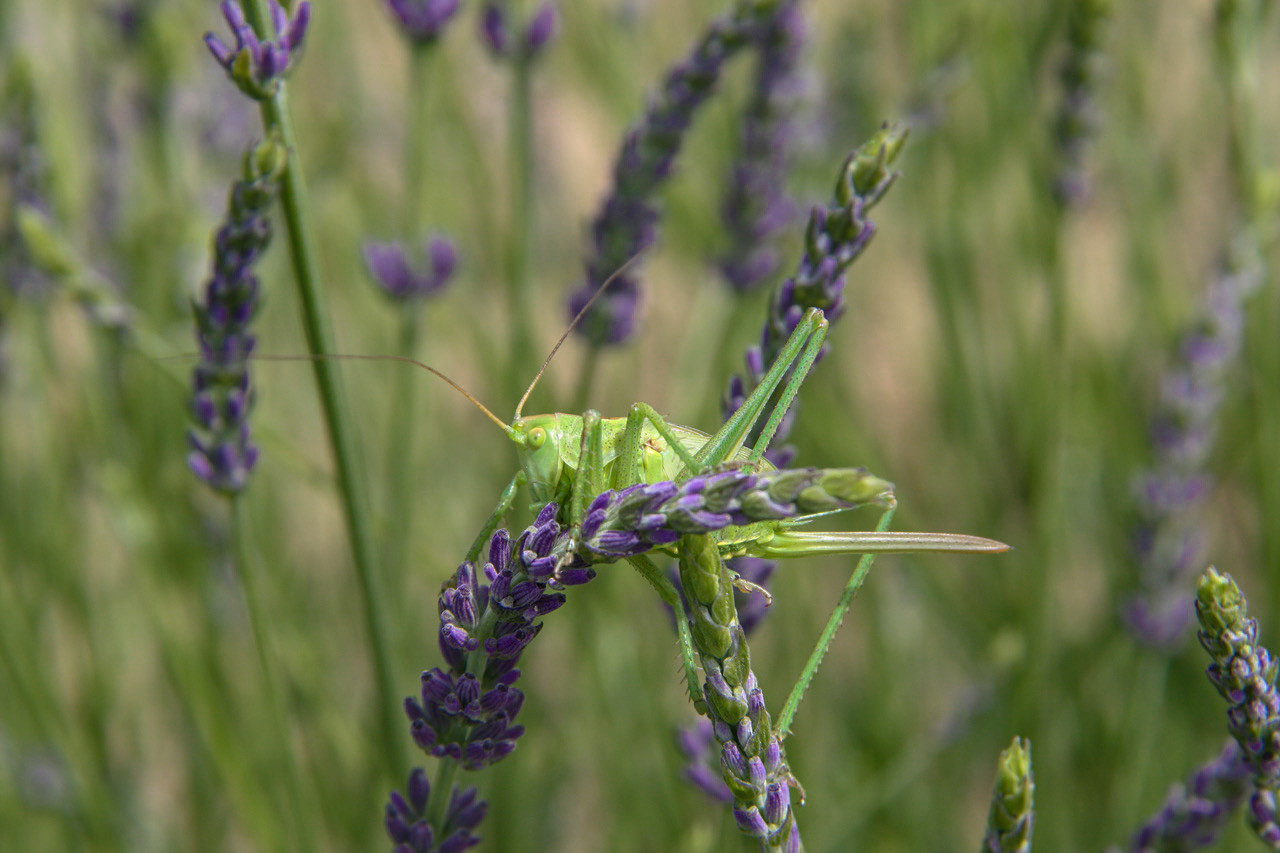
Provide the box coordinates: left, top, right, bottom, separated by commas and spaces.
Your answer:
365, 235, 458, 302
385, 0, 462, 45
722, 124, 905, 461
569, 2, 779, 346
679, 533, 802, 849
1195, 567, 1280, 845
385, 768, 486, 852
409, 504, 594, 770
718, 0, 806, 294
480, 1, 557, 60
579, 466, 894, 559
1123, 249, 1262, 649
205, 0, 311, 100
188, 137, 286, 494
1124, 740, 1249, 852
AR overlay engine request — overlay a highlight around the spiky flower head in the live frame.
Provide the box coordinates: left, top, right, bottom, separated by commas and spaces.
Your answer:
982, 737, 1034, 853
1195, 567, 1280, 845
188, 136, 286, 494
409, 504, 593, 771
205, 0, 312, 100
385, 768, 486, 852
580, 466, 894, 559
1124, 739, 1249, 853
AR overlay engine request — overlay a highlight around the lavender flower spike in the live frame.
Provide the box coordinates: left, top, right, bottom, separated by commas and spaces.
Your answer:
205, 0, 312, 100
580, 466, 895, 560
679, 532, 801, 850
480, 1, 558, 60
1195, 567, 1280, 845
386, 0, 462, 45
410, 504, 594, 770
188, 136, 285, 494
1121, 739, 1249, 853
981, 737, 1034, 853
718, 0, 806, 295
385, 767, 486, 852
569, 0, 786, 346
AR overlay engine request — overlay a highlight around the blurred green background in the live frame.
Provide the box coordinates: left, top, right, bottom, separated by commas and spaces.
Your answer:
2, 0, 1278, 850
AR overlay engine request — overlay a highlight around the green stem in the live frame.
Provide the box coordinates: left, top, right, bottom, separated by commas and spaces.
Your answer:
240, 0, 404, 778
405, 44, 435, 236
506, 53, 537, 400
777, 504, 896, 736
230, 495, 317, 849
383, 306, 424, 582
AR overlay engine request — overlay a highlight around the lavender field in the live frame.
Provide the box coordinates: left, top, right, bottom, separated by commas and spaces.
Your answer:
2, 1, 1279, 851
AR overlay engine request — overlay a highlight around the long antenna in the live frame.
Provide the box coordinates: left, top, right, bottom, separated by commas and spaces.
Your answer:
253, 353, 513, 434
514, 254, 640, 419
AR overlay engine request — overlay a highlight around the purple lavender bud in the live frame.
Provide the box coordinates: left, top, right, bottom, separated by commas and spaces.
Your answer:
479, 2, 510, 56
205, 1, 312, 100
580, 466, 894, 559
386, 0, 462, 45
188, 137, 285, 495
523, 2, 557, 55
1195, 567, 1280, 847
1123, 740, 1249, 852
385, 768, 486, 852
365, 235, 458, 302
413, 503, 596, 772
570, 2, 783, 346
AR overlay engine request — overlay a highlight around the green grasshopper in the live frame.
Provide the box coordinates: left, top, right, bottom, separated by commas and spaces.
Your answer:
414, 302, 1007, 711
453, 304, 1005, 564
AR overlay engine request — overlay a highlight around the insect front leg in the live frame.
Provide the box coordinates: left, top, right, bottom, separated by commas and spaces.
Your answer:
464, 470, 527, 564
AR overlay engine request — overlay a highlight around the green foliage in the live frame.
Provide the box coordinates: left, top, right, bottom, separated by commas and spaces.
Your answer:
1, 0, 1278, 850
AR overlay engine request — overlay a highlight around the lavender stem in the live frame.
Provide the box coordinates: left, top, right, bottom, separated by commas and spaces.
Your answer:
235, 0, 403, 775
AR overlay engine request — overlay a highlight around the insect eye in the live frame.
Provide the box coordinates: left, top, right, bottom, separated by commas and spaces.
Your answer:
527, 427, 548, 449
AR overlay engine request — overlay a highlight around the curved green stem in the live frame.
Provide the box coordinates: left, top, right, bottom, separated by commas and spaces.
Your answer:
241, 0, 404, 779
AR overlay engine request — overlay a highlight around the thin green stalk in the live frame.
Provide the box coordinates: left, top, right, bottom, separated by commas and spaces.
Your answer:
405, 44, 436, 236
240, 0, 404, 778
229, 495, 317, 850
383, 306, 423, 581
777, 504, 896, 736
506, 53, 537, 399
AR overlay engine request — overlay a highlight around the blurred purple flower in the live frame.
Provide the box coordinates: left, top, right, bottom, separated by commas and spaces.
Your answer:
188, 138, 285, 494
718, 0, 806, 294
569, 2, 779, 346
1052, 0, 1110, 208
1123, 740, 1249, 852
480, 1, 557, 60
365, 235, 458, 302
205, 0, 312, 100
386, 0, 462, 45
385, 768, 486, 852
1122, 250, 1262, 649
